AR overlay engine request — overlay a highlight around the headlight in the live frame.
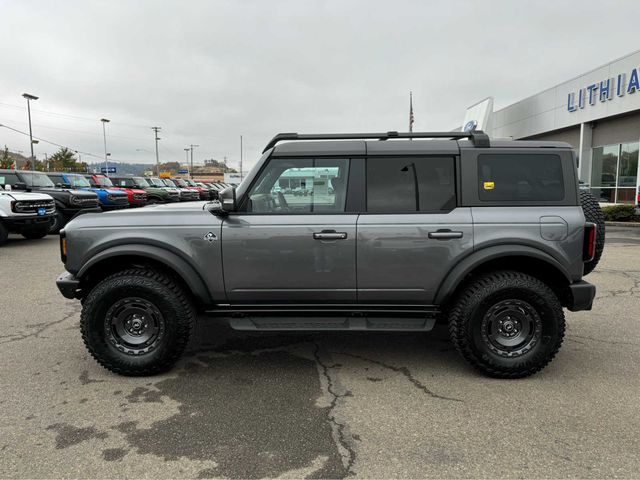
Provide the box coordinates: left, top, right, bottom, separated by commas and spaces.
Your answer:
70, 195, 82, 205
106, 194, 115, 201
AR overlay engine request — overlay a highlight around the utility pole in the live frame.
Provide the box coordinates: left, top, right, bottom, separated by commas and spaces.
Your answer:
240, 135, 243, 180
101, 118, 110, 175
189, 144, 199, 180
23, 93, 38, 172
151, 127, 161, 176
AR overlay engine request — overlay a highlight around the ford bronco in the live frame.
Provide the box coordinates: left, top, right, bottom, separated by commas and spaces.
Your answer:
56, 131, 604, 378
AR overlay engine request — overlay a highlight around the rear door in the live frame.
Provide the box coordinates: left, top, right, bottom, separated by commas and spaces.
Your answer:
357, 155, 473, 303
221, 157, 358, 303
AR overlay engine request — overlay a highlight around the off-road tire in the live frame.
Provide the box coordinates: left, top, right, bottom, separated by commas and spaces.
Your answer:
48, 211, 66, 234
81, 268, 195, 376
21, 226, 49, 240
449, 270, 565, 378
579, 190, 605, 275
0, 221, 8, 245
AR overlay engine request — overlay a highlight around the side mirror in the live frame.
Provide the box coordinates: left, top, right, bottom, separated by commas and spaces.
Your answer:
209, 186, 236, 215
12, 182, 28, 191
220, 186, 237, 212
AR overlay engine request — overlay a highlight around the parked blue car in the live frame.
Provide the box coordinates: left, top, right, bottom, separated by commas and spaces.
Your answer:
47, 173, 129, 210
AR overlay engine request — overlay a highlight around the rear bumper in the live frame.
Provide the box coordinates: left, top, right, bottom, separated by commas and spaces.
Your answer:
56, 271, 81, 299
567, 280, 596, 312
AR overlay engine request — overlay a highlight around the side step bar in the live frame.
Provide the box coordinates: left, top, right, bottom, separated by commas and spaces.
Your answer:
227, 316, 436, 332
205, 305, 440, 332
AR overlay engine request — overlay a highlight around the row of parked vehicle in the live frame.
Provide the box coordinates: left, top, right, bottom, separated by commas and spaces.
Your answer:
0, 168, 232, 245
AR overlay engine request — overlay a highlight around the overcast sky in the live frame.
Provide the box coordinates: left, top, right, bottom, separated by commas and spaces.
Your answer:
1, 0, 639, 172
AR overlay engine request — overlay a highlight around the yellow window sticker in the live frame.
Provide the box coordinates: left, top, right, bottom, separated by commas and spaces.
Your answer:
483, 181, 495, 190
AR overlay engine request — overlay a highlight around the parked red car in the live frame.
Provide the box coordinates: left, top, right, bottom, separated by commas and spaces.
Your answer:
173, 178, 209, 200
84, 174, 148, 207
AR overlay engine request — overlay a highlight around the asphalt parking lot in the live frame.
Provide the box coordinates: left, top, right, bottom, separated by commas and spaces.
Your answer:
1, 227, 639, 479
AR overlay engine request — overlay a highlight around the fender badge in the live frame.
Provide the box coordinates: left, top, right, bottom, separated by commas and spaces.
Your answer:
204, 232, 218, 242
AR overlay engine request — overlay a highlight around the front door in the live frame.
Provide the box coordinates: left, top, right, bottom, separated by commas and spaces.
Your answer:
222, 157, 357, 303
357, 156, 473, 304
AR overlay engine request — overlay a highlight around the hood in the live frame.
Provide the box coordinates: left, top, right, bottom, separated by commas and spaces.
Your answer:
36, 186, 97, 197
112, 187, 146, 194
65, 200, 214, 228
87, 188, 128, 196
0, 190, 54, 202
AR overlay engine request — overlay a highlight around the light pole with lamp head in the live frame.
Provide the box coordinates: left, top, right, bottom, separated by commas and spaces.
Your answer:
189, 144, 198, 180
100, 118, 110, 176
22, 93, 38, 172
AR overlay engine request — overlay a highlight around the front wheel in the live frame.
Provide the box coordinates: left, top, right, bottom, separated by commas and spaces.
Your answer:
448, 270, 565, 378
81, 268, 195, 376
22, 226, 49, 239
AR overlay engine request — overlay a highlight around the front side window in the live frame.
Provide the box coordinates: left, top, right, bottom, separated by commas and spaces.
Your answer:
478, 154, 564, 202
0, 173, 20, 186
94, 176, 114, 187
66, 175, 91, 188
246, 158, 350, 213
366, 157, 456, 212
133, 177, 150, 187
21, 172, 55, 188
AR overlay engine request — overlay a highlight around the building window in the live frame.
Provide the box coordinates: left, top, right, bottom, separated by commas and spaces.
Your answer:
591, 142, 639, 204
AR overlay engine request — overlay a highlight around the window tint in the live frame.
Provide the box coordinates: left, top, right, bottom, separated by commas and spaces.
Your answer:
366, 157, 456, 212
247, 158, 350, 214
478, 154, 564, 202
0, 173, 20, 185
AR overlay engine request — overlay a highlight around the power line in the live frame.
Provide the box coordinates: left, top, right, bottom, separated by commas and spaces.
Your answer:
0, 101, 152, 129
0, 121, 121, 162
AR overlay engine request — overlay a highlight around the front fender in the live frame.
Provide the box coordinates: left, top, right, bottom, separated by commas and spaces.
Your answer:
434, 245, 572, 305
77, 244, 213, 305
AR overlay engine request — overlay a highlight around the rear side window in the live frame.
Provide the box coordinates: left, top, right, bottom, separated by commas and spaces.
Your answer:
478, 154, 564, 202
366, 157, 456, 212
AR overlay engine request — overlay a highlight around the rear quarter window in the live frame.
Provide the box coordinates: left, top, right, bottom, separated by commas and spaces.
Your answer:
478, 154, 564, 202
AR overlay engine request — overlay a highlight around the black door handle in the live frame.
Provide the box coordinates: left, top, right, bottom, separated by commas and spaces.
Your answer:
313, 230, 347, 240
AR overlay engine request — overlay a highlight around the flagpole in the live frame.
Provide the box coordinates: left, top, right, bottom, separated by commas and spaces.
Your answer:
409, 91, 414, 137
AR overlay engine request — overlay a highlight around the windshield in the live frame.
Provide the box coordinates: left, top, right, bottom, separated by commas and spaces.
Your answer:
174, 179, 188, 187
66, 175, 92, 188
163, 179, 177, 187
133, 177, 149, 187
95, 176, 114, 187
21, 172, 55, 188
148, 177, 165, 187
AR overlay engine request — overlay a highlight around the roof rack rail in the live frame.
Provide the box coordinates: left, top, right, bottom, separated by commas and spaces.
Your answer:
262, 130, 490, 152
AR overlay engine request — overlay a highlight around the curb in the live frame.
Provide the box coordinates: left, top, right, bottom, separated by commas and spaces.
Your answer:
605, 221, 640, 228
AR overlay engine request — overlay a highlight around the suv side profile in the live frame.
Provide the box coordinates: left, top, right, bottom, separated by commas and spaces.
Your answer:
56, 131, 603, 379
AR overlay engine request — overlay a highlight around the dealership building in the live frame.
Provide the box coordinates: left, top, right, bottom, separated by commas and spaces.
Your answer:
465, 49, 640, 204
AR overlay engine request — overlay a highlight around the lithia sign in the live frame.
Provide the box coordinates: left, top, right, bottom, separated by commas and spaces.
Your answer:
567, 67, 640, 112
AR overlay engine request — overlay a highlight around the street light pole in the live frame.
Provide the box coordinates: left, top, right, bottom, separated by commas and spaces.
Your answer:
151, 127, 161, 176
22, 93, 38, 172
100, 118, 110, 176
189, 144, 199, 180
184, 148, 189, 172
240, 135, 243, 180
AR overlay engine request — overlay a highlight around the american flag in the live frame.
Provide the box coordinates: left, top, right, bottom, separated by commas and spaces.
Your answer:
409, 91, 414, 132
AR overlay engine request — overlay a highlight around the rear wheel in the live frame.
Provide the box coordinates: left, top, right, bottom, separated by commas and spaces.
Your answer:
21, 226, 49, 239
0, 221, 8, 245
81, 268, 195, 376
48, 211, 66, 234
449, 270, 565, 378
580, 190, 605, 275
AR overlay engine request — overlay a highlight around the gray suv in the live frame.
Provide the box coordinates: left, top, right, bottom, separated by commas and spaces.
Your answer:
56, 131, 604, 378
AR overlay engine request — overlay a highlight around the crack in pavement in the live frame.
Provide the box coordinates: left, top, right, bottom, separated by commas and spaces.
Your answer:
333, 352, 464, 403
567, 334, 639, 348
0, 302, 81, 345
312, 342, 357, 477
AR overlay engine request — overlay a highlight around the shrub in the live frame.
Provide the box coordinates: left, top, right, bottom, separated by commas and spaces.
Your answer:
601, 204, 638, 221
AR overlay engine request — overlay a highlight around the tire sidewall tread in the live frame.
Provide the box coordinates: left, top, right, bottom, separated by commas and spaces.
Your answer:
81, 268, 195, 376
449, 270, 566, 379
